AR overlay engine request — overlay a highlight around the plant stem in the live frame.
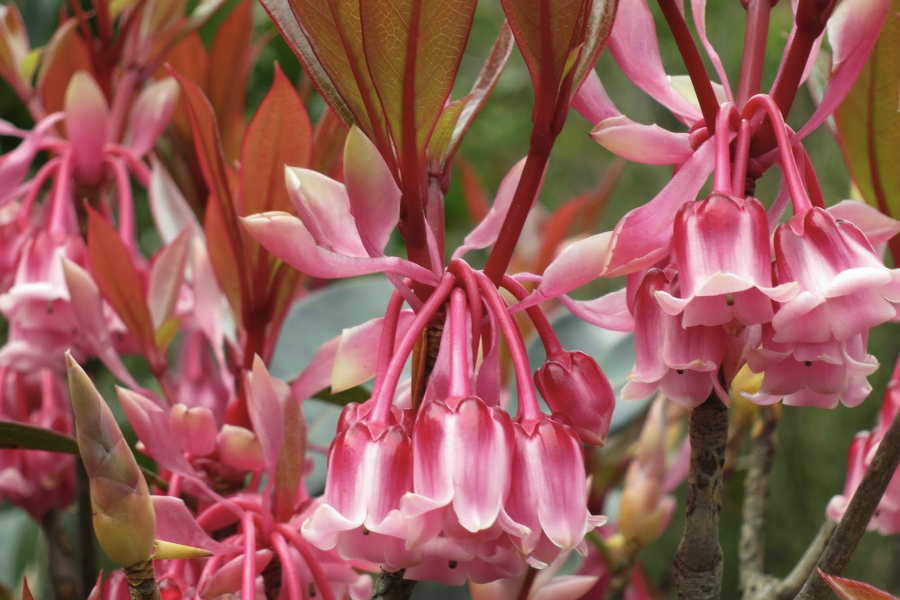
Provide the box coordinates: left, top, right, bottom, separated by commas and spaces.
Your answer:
737, 0, 774, 108
76, 458, 97, 592
371, 569, 416, 600
675, 393, 728, 600
483, 138, 552, 284
795, 401, 900, 600
123, 559, 161, 600
739, 406, 779, 596
656, 0, 720, 132
42, 508, 82, 600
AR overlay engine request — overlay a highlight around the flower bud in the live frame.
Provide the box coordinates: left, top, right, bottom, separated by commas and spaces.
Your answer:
67, 353, 155, 568
534, 351, 615, 446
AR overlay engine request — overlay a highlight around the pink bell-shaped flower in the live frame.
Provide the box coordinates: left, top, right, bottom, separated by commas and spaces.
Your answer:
772, 207, 900, 345
504, 415, 606, 566
402, 395, 515, 539
622, 269, 726, 407
534, 350, 615, 446
656, 193, 797, 329
302, 402, 413, 550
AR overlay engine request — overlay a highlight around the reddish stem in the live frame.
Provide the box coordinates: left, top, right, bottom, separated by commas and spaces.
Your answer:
271, 534, 302, 600
801, 148, 826, 209
737, 0, 775, 108
276, 525, 338, 600
483, 139, 552, 284
732, 120, 752, 197
752, 0, 836, 154
447, 289, 471, 399
656, 0, 720, 133
713, 104, 741, 194
373, 289, 407, 391
242, 512, 257, 600
500, 275, 563, 358
741, 95, 812, 213
370, 273, 456, 424
449, 259, 483, 361
475, 271, 541, 423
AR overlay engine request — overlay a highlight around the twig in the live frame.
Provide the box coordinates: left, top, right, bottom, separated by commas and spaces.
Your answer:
123, 560, 161, 600
674, 394, 729, 600
42, 508, 82, 600
370, 569, 416, 600
795, 404, 900, 600
777, 520, 836, 599
739, 406, 780, 595
76, 458, 98, 593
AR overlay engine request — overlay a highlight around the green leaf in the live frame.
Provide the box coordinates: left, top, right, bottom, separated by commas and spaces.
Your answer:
834, 1, 900, 221
426, 22, 515, 182
0, 420, 78, 453
358, 0, 477, 159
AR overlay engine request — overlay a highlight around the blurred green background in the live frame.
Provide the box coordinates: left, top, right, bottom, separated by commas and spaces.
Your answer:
4, 0, 900, 598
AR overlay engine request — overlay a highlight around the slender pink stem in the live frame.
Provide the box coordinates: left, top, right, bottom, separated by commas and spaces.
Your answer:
369, 272, 457, 425
108, 158, 136, 252
107, 69, 140, 145
18, 157, 61, 218
737, 0, 774, 108
167, 474, 182, 499
741, 95, 812, 213
197, 554, 224, 591
732, 120, 753, 197
242, 511, 257, 600
373, 289, 407, 392
271, 533, 302, 600
449, 259, 483, 362
801, 147, 826, 209
276, 524, 337, 600
447, 288, 471, 399
500, 275, 563, 358
47, 153, 74, 235
106, 145, 151, 187
713, 104, 740, 194
475, 271, 541, 423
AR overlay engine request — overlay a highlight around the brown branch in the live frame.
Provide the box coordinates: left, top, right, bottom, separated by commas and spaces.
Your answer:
42, 508, 83, 600
124, 559, 161, 600
674, 394, 729, 600
739, 406, 780, 595
370, 569, 416, 600
795, 404, 900, 600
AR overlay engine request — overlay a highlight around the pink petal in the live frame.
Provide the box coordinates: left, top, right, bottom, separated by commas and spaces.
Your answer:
343, 126, 401, 256
572, 70, 621, 125
148, 158, 201, 244
533, 575, 602, 600
124, 77, 179, 156
558, 289, 635, 332
607, 0, 702, 124
62, 259, 140, 388
332, 311, 415, 393
829, 200, 900, 247
0, 114, 64, 203
518, 232, 612, 308
151, 496, 229, 554
64, 71, 110, 186
147, 229, 191, 329
284, 167, 367, 257
199, 550, 272, 599
168, 404, 218, 456
452, 159, 528, 260
247, 356, 285, 471
242, 211, 439, 283
117, 387, 199, 477
794, 0, 890, 141
603, 140, 715, 276
291, 335, 341, 401
590, 116, 693, 165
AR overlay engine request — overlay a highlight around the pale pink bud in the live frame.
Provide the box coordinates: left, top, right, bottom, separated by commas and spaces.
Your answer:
534, 351, 615, 446
168, 403, 218, 456
67, 353, 155, 567
216, 425, 265, 471
64, 72, 110, 187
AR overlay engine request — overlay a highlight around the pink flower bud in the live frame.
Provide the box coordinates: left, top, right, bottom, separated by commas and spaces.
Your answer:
67, 353, 155, 568
534, 350, 615, 446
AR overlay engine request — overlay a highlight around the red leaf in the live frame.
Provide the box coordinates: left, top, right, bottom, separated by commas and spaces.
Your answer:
22, 578, 34, 600
239, 64, 312, 217
458, 160, 490, 224
204, 197, 244, 317
208, 0, 254, 161
36, 20, 93, 116
86, 208, 156, 362
500, 0, 616, 122
820, 570, 900, 600
311, 107, 349, 180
